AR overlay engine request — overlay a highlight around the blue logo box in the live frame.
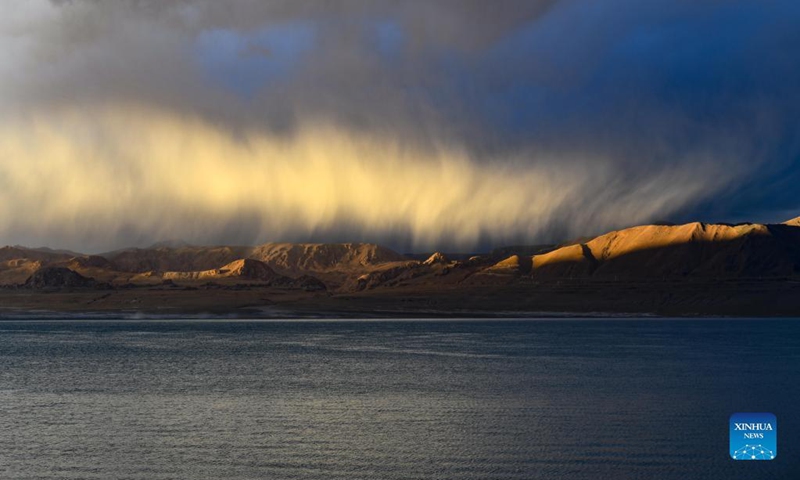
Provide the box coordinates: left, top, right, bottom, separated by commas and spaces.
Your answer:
730, 413, 776, 460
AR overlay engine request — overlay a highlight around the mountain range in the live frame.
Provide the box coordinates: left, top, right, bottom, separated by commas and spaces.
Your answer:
2, 216, 799, 317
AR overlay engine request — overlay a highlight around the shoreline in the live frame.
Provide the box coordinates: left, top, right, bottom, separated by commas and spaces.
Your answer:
3, 277, 800, 318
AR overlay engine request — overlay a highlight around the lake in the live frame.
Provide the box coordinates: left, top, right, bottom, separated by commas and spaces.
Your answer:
1, 319, 798, 479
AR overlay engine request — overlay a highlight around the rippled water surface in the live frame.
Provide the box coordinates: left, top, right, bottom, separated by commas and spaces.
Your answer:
1, 319, 798, 479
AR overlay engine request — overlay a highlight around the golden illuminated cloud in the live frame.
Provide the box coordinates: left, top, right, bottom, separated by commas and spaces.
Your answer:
0, 106, 727, 251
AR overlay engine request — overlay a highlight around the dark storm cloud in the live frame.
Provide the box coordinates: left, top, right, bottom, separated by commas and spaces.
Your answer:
18, 0, 798, 152
0, 0, 798, 251
17, 0, 556, 139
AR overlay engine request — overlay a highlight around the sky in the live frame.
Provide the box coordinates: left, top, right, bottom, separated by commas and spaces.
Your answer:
1, 0, 799, 253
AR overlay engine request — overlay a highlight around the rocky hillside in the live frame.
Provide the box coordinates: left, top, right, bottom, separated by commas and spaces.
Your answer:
0, 246, 73, 264
2, 219, 799, 294
248, 243, 407, 274
102, 242, 405, 277
0, 247, 78, 286
23, 267, 107, 289
105, 246, 250, 273
163, 259, 290, 284
485, 222, 800, 279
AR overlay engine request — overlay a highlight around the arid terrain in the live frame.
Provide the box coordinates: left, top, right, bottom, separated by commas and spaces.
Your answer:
2, 217, 800, 318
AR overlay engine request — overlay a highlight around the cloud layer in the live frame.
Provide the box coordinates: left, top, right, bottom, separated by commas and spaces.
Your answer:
1, 0, 798, 251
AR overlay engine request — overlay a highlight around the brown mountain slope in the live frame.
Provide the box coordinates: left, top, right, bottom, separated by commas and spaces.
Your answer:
0, 243, 406, 288
104, 242, 406, 276
163, 258, 289, 283
344, 259, 462, 291
24, 267, 106, 289
248, 243, 407, 274
0, 259, 43, 285
525, 222, 800, 279
784, 216, 800, 227
482, 254, 532, 274
106, 246, 250, 273
0, 246, 73, 264
3, 218, 799, 295
65, 255, 115, 270
0, 247, 77, 286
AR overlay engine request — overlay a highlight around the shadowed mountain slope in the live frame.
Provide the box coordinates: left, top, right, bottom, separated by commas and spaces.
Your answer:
163, 259, 289, 284
524, 222, 800, 279
104, 243, 406, 275
105, 246, 250, 273
0, 246, 73, 264
248, 243, 407, 274
23, 267, 107, 289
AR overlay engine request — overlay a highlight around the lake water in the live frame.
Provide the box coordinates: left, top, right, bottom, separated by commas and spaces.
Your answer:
0, 319, 798, 479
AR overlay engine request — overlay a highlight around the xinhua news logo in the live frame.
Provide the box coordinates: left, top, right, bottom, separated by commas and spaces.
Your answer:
730, 413, 776, 460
